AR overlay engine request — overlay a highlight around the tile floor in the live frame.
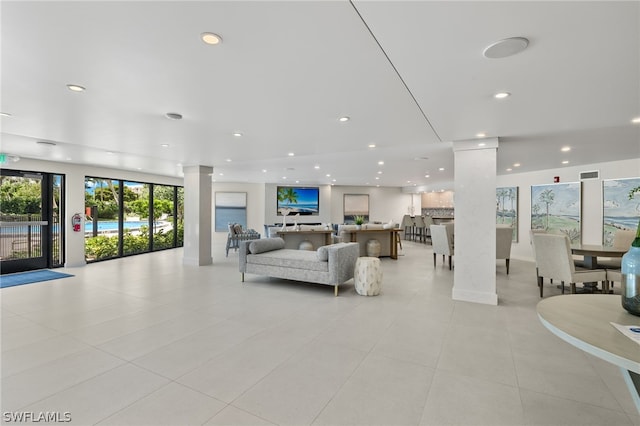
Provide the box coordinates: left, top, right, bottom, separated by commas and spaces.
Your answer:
1, 236, 639, 425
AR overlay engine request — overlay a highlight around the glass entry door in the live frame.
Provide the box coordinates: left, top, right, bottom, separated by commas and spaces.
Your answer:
0, 170, 62, 274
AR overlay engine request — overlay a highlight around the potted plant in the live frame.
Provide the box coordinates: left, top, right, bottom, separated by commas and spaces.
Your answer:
353, 215, 365, 230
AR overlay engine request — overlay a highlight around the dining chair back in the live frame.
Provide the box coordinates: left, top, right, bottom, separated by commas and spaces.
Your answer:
413, 215, 426, 243
430, 224, 454, 270
401, 215, 414, 240
532, 233, 607, 297
423, 216, 434, 243
496, 226, 514, 274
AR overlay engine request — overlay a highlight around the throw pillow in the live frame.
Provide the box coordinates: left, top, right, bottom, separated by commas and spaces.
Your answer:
233, 224, 243, 234
249, 237, 285, 254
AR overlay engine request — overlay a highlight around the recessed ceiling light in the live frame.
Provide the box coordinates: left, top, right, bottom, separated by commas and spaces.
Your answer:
288, 152, 294, 157
425, 174, 430, 178
225, 158, 232, 162
219, 173, 224, 176
332, 179, 336, 182
36, 140, 57, 146
506, 168, 513, 172
561, 146, 571, 152
438, 167, 445, 171
483, 37, 529, 59
232, 132, 243, 137
201, 32, 222, 45
282, 176, 287, 179
338, 116, 350, 122
295, 180, 299, 183
478, 142, 486, 147
375, 177, 380, 180
107, 151, 114, 155
165, 112, 182, 120
262, 169, 267, 173
161, 143, 169, 148
326, 174, 331, 177
66, 84, 86, 92
632, 117, 640, 124
0, 112, 12, 117
378, 161, 384, 165
314, 165, 320, 169
494, 92, 511, 99
476, 132, 486, 138
368, 144, 376, 148
377, 171, 382, 174
513, 163, 521, 167
562, 160, 570, 164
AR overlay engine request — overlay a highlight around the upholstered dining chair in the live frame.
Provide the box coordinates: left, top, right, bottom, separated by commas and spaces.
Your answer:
496, 226, 514, 274
532, 233, 608, 297
401, 215, 414, 241
430, 224, 454, 270
597, 229, 635, 269
422, 215, 434, 243
413, 215, 426, 243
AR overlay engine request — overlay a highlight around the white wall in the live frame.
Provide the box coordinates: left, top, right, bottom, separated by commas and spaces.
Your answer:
498, 158, 640, 262
329, 186, 416, 225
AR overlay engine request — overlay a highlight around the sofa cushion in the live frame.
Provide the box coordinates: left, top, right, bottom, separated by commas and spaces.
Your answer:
249, 237, 285, 254
317, 245, 329, 261
248, 249, 329, 272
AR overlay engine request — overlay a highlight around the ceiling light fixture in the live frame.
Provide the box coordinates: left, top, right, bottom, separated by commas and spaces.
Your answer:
326, 174, 331, 177
425, 174, 430, 178
476, 132, 486, 138
232, 132, 243, 137
494, 92, 511, 99
478, 142, 486, 147
513, 163, 521, 167
562, 160, 570, 164
225, 159, 232, 162
314, 165, 320, 169
483, 37, 529, 59
377, 171, 382, 174
288, 152, 294, 157
161, 144, 169, 148
338, 116, 350, 122
378, 161, 384, 165
165, 112, 183, 120
368, 144, 376, 148
506, 168, 513, 172
438, 167, 445, 171
66, 84, 86, 92
561, 146, 571, 152
632, 117, 640, 124
262, 169, 267, 173
201, 32, 223, 45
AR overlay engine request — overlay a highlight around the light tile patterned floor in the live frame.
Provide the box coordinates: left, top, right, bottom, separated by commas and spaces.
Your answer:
1, 236, 638, 425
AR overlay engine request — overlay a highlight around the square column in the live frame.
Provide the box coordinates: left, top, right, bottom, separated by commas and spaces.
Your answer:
183, 165, 213, 266
451, 138, 499, 305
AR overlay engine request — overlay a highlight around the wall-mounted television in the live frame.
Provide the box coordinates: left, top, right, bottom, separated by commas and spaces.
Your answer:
277, 186, 319, 216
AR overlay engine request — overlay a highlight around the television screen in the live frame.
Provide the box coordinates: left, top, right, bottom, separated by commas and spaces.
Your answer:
277, 186, 319, 216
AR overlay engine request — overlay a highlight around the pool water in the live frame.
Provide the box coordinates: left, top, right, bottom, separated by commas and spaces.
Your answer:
85, 221, 148, 232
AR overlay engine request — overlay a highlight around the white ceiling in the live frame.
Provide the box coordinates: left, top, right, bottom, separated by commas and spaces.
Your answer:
1, 1, 639, 191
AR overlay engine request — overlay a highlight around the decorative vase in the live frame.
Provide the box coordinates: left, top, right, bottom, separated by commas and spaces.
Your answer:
355, 225, 362, 230
366, 239, 381, 257
621, 245, 640, 316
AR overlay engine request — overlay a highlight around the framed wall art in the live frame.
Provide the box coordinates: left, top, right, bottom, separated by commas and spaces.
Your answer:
603, 177, 640, 246
496, 186, 518, 241
531, 182, 581, 243
343, 194, 369, 223
215, 192, 247, 232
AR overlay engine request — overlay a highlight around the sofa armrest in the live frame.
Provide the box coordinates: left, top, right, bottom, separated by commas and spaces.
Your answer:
328, 242, 359, 284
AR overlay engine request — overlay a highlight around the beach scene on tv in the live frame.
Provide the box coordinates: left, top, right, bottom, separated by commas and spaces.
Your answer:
277, 187, 319, 215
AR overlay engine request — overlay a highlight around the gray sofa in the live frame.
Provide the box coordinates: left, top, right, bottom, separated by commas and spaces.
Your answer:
239, 238, 359, 296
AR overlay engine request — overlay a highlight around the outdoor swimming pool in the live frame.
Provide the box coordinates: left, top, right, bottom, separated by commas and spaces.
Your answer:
85, 221, 148, 232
